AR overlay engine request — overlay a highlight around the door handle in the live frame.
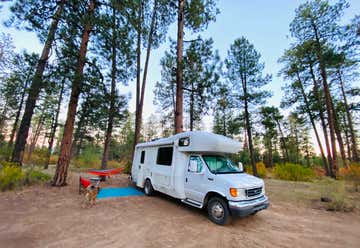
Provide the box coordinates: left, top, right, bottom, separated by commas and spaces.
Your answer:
208, 178, 214, 181
185, 178, 188, 182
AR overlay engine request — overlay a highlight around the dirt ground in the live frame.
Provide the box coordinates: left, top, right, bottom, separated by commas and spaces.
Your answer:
1, 172, 360, 248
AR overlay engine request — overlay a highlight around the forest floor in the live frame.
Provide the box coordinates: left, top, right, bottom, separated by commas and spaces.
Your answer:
1, 169, 360, 248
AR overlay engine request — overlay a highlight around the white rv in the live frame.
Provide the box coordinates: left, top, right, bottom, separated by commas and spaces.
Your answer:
131, 131, 269, 225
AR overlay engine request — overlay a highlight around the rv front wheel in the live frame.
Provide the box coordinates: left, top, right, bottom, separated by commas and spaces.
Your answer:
207, 197, 231, 225
144, 179, 154, 196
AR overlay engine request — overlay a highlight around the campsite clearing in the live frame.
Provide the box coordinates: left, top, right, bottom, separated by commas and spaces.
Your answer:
0, 173, 359, 248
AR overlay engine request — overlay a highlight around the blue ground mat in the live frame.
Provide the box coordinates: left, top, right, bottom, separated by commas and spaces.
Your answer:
97, 187, 144, 199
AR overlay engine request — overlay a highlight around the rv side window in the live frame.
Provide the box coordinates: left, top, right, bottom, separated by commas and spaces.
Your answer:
179, 137, 190, 146
156, 147, 173, 166
140, 151, 145, 164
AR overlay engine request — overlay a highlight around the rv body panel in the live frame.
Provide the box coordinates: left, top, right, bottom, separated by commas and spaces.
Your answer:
131, 131, 269, 224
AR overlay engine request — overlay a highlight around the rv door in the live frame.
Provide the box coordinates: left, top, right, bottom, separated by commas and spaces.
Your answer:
136, 150, 146, 187
184, 155, 206, 203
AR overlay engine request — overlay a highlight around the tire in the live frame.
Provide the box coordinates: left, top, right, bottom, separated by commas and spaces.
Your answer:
144, 179, 154, 196
207, 197, 231, 225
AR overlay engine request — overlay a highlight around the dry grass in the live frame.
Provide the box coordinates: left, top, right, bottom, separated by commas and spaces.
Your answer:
265, 178, 360, 212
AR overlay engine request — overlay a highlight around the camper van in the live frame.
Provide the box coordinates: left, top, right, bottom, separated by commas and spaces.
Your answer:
131, 131, 269, 225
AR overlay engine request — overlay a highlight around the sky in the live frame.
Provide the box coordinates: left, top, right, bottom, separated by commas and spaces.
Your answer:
0, 0, 359, 150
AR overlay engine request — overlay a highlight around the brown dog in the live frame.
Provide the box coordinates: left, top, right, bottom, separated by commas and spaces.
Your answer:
84, 185, 98, 206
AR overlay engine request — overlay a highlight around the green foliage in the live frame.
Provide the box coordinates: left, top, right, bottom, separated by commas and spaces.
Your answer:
25, 148, 48, 166
0, 164, 51, 191
238, 150, 250, 166
24, 169, 51, 185
273, 163, 315, 182
0, 145, 12, 161
155, 37, 220, 129
184, 0, 220, 32
0, 165, 24, 191
73, 144, 102, 168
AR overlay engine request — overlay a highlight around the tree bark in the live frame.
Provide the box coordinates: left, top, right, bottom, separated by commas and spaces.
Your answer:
52, 0, 96, 186
338, 70, 359, 162
175, 0, 185, 133
342, 114, 352, 160
11, 0, 65, 164
101, 6, 117, 170
44, 76, 65, 169
330, 95, 347, 167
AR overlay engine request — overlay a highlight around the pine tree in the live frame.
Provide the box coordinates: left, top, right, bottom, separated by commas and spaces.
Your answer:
225, 37, 271, 177
8, 0, 66, 164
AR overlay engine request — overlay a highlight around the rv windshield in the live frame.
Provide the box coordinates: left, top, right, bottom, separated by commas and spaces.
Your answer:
202, 155, 242, 174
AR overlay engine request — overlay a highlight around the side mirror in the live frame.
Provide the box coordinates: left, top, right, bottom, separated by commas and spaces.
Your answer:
238, 162, 244, 172
189, 160, 198, 172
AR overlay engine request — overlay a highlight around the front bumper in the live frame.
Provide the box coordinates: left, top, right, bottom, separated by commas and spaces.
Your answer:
228, 195, 269, 217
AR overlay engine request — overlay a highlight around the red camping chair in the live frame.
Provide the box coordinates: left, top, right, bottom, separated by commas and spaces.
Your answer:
79, 176, 100, 194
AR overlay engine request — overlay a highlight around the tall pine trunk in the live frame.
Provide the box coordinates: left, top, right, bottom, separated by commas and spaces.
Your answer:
44, 76, 65, 169
243, 81, 258, 176
11, 0, 65, 164
101, 7, 117, 170
312, 23, 338, 177
309, 63, 333, 177
275, 119, 289, 162
52, 0, 96, 186
330, 97, 347, 167
133, 0, 142, 155
134, 0, 158, 152
338, 70, 359, 162
175, 0, 185, 134
342, 114, 352, 160
297, 71, 329, 174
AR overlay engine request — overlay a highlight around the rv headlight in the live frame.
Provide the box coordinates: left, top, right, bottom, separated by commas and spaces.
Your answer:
229, 188, 246, 198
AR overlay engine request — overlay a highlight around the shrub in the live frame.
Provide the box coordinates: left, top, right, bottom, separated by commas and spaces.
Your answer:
314, 167, 326, 178
339, 163, 360, 191
24, 168, 51, 185
319, 178, 354, 212
0, 165, 24, 191
0, 145, 12, 161
49, 155, 58, 165
273, 163, 315, 182
122, 160, 132, 174
245, 162, 267, 178
23, 148, 48, 166
73, 145, 101, 168
107, 160, 121, 168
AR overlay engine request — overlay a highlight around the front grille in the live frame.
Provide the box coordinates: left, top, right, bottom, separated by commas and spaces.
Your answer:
246, 187, 262, 198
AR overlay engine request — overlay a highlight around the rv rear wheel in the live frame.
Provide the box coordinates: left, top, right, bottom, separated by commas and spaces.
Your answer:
144, 179, 154, 196
207, 197, 231, 225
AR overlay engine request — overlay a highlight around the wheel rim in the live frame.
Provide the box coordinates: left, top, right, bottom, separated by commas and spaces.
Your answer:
211, 202, 224, 220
